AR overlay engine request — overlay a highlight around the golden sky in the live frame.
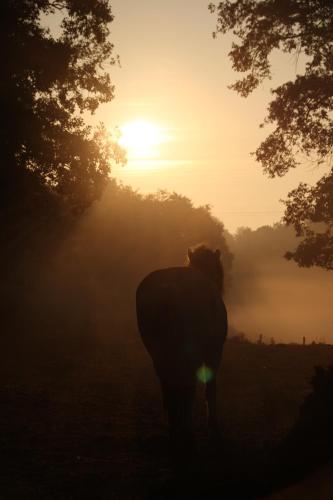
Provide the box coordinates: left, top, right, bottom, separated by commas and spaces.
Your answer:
84, 1, 326, 232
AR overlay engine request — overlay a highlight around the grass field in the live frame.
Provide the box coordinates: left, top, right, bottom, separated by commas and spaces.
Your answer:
1, 332, 333, 499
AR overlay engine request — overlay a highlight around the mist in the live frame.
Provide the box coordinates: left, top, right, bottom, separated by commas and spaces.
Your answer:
226, 226, 333, 344
12, 180, 232, 351
10, 182, 331, 352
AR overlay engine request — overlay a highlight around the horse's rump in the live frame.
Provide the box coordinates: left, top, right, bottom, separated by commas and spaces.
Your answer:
136, 267, 227, 385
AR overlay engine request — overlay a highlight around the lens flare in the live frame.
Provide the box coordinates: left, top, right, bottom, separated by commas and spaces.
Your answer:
197, 364, 214, 383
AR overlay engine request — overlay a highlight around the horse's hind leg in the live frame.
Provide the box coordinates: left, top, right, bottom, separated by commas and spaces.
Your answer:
182, 382, 196, 438
160, 380, 196, 465
160, 380, 180, 439
161, 381, 191, 434
205, 378, 221, 438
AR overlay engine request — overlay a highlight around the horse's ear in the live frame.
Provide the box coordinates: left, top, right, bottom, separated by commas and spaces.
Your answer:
188, 249, 193, 262
215, 249, 221, 258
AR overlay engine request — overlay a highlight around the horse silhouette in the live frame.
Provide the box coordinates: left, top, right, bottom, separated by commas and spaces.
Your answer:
136, 246, 228, 452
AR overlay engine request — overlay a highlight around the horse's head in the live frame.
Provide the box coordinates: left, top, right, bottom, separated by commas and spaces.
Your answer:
187, 245, 224, 293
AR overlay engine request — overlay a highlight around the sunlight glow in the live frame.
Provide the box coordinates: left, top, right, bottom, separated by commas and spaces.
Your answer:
118, 119, 169, 161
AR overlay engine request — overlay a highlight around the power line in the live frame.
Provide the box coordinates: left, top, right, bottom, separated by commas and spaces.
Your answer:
220, 210, 284, 215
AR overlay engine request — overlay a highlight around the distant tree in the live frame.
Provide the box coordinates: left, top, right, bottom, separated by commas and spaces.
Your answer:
1, 0, 124, 214
209, 0, 333, 270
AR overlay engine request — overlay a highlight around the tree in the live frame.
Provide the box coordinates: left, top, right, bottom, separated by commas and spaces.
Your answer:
1, 0, 124, 214
209, 0, 333, 269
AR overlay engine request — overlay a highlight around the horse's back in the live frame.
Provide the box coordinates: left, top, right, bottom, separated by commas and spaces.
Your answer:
136, 267, 227, 383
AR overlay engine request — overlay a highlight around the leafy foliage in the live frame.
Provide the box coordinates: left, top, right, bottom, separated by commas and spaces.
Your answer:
284, 173, 333, 268
2, 0, 124, 212
209, 0, 333, 269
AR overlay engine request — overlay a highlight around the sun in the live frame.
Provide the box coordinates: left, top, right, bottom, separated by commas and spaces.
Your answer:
118, 119, 167, 160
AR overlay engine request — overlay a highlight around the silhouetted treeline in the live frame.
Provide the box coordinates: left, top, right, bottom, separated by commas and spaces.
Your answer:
2, 180, 232, 351
3, 183, 333, 352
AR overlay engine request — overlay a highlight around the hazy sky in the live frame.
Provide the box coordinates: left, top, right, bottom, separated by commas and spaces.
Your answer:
90, 0, 325, 233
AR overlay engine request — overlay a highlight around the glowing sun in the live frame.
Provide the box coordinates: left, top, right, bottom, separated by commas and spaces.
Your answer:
118, 119, 167, 160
